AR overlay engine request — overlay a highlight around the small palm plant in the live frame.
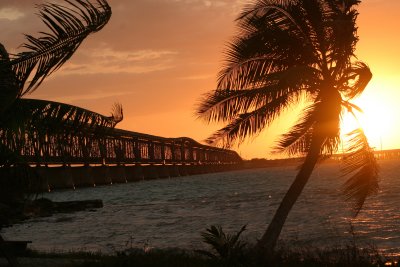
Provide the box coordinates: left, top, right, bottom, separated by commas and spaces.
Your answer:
197, 224, 248, 265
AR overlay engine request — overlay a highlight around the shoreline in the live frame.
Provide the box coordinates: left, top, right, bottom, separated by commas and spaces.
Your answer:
1, 243, 399, 267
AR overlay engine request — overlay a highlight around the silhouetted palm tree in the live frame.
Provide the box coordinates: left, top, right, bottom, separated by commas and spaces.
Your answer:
0, 0, 122, 218
0, 1, 119, 264
197, 0, 378, 255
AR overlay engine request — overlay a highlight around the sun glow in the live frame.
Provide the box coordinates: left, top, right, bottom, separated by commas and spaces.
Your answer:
341, 91, 393, 151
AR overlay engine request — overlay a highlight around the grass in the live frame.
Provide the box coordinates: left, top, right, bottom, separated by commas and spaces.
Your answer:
22, 243, 399, 267
18, 225, 400, 266
25, 248, 223, 267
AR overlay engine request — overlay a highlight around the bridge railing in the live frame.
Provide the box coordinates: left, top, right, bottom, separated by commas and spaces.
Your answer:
15, 128, 241, 166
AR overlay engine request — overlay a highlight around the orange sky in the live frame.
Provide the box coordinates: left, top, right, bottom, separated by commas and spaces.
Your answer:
1, 0, 399, 159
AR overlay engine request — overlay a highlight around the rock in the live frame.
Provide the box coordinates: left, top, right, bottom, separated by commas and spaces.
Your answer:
24, 198, 53, 217
23, 198, 103, 218
52, 199, 103, 213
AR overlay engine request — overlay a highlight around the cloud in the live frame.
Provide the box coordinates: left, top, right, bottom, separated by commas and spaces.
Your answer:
41, 90, 133, 103
58, 48, 179, 76
168, 0, 244, 8
171, 0, 227, 7
0, 7, 25, 21
180, 74, 214, 80
163, 0, 247, 15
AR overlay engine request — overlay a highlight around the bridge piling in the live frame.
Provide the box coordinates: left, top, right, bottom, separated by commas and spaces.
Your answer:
158, 165, 170, 179
71, 166, 95, 188
91, 166, 111, 186
166, 164, 180, 178
187, 164, 204, 175
125, 165, 143, 182
108, 165, 127, 184
38, 166, 74, 191
177, 164, 189, 176
142, 164, 159, 180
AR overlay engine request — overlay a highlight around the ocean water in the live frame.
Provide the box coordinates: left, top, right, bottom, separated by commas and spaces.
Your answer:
2, 159, 400, 254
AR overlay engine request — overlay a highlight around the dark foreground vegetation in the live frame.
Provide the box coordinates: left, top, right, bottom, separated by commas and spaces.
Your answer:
12, 225, 398, 267
22, 244, 398, 267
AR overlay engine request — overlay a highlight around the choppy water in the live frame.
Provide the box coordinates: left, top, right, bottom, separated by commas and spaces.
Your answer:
2, 160, 400, 254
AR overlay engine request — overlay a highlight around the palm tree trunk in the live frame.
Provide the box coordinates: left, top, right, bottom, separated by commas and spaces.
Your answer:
257, 137, 324, 257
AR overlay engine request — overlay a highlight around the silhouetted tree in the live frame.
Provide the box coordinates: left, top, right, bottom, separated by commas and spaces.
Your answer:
0, 0, 121, 221
0, 1, 120, 265
197, 0, 378, 256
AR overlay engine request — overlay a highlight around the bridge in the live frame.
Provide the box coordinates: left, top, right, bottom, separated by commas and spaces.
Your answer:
329, 149, 400, 161
13, 127, 242, 191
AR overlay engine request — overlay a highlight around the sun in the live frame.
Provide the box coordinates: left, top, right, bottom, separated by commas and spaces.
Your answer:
341, 94, 392, 151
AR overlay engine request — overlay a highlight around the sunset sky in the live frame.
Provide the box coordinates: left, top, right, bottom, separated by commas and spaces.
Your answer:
1, 0, 399, 159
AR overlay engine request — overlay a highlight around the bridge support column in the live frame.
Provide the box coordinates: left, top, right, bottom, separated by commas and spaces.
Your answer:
37, 166, 74, 191
166, 164, 180, 178
71, 166, 94, 188
184, 164, 195, 175
143, 164, 158, 180
127, 164, 144, 182
33, 167, 51, 192
197, 164, 207, 175
109, 165, 127, 184
188, 164, 205, 175
177, 164, 188, 176
158, 165, 170, 179
201, 164, 213, 174
215, 164, 225, 172
206, 164, 218, 173
92, 165, 111, 186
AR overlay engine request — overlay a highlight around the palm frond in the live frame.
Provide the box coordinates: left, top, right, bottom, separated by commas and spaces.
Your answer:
342, 128, 379, 215
200, 225, 228, 258
9, 0, 111, 95
0, 143, 21, 168
327, 5, 359, 73
275, 104, 315, 155
205, 94, 295, 147
321, 134, 341, 155
219, 1, 319, 91
110, 103, 123, 124
1, 98, 122, 135
239, 0, 295, 16
198, 224, 247, 260
276, 88, 342, 156
0, 99, 122, 164
197, 88, 267, 123
197, 66, 312, 124
341, 100, 363, 114
340, 62, 372, 99
0, 44, 19, 114
301, 0, 329, 50
237, 0, 356, 73
238, 0, 303, 35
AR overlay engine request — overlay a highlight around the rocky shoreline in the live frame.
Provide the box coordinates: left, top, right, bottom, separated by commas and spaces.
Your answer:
1, 198, 103, 228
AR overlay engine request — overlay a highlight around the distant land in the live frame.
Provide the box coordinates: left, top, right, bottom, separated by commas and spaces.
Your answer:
243, 148, 400, 169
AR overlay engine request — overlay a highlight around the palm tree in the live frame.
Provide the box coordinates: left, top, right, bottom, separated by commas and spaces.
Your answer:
197, 0, 379, 256
0, 0, 123, 223
1, 0, 119, 264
